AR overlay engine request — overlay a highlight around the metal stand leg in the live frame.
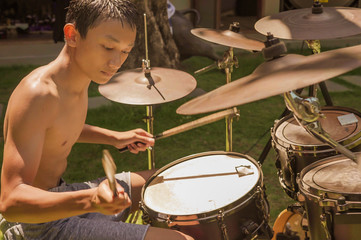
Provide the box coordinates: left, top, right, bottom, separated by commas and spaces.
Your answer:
258, 108, 290, 164
319, 81, 333, 106
226, 115, 233, 152
146, 105, 155, 170
225, 67, 233, 152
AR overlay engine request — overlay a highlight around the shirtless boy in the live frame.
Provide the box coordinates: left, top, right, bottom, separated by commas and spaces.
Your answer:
0, 0, 193, 239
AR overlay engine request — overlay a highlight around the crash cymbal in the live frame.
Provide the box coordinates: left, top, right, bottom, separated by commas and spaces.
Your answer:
191, 28, 264, 51
255, 7, 361, 40
99, 67, 197, 105
176, 44, 361, 115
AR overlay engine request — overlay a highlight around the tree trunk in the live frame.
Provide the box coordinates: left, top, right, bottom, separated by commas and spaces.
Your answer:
122, 0, 180, 70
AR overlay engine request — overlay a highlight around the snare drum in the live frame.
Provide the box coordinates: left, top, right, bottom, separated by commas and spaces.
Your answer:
271, 106, 361, 199
140, 151, 273, 240
298, 153, 361, 240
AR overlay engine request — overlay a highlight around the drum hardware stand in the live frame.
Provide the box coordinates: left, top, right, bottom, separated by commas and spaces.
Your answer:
128, 13, 157, 225
257, 20, 334, 163
142, 13, 165, 170
194, 22, 241, 152
256, 33, 292, 164
303, 1, 333, 106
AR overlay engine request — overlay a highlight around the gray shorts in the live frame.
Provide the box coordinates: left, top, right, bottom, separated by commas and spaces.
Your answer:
0, 172, 149, 240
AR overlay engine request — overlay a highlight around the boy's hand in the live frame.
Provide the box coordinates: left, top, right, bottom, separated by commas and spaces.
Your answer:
91, 180, 131, 215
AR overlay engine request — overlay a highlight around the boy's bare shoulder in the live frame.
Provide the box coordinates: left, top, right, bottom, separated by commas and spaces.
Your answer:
12, 65, 60, 105
7, 65, 61, 123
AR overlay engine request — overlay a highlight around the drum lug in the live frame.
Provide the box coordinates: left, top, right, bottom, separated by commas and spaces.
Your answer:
319, 193, 336, 208
166, 216, 173, 225
217, 210, 230, 240
336, 196, 349, 212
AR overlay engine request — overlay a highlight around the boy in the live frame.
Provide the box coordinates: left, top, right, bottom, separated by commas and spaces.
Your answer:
0, 0, 193, 239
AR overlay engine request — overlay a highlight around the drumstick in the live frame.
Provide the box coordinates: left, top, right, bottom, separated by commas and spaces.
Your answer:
118, 108, 239, 153
102, 149, 118, 197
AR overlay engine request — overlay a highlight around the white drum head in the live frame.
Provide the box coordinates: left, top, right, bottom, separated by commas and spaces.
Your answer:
143, 153, 260, 215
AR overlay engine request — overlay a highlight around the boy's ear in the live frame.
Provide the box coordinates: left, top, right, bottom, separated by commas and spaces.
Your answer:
64, 23, 79, 47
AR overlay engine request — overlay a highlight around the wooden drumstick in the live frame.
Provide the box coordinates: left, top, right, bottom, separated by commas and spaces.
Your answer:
118, 108, 239, 153
102, 149, 118, 197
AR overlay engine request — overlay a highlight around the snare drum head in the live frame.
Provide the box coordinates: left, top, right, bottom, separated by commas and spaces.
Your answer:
143, 153, 261, 216
302, 154, 361, 194
275, 107, 361, 146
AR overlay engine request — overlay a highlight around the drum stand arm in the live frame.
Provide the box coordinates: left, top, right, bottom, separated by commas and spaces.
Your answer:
283, 91, 358, 163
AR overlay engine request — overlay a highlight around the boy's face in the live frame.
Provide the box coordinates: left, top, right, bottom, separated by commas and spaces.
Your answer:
74, 19, 136, 84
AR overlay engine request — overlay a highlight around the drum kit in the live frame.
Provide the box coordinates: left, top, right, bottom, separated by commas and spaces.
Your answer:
99, 2, 361, 240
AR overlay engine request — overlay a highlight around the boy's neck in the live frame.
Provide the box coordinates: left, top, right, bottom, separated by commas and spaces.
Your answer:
51, 45, 92, 95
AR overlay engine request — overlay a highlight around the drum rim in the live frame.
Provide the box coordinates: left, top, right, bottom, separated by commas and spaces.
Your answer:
299, 152, 361, 197
140, 151, 264, 223
272, 106, 361, 152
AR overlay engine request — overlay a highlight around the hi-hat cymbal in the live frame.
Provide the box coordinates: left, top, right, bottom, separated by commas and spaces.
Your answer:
255, 7, 361, 40
99, 67, 197, 105
176, 44, 361, 115
191, 28, 264, 51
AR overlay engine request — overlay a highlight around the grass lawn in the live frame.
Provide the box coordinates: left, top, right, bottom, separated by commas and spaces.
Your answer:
1, 48, 361, 238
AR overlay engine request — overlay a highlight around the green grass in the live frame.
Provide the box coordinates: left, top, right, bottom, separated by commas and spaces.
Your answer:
1, 49, 361, 236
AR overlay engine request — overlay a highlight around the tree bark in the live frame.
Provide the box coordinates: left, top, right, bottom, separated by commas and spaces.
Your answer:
122, 0, 180, 70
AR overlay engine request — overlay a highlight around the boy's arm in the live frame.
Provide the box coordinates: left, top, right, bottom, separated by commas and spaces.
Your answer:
77, 124, 154, 153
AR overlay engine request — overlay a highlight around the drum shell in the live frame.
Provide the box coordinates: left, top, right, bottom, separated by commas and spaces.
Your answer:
271, 106, 361, 199
298, 153, 361, 240
140, 151, 271, 240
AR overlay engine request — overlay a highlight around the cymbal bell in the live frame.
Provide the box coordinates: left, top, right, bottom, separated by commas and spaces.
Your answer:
191, 28, 264, 51
99, 67, 197, 105
255, 7, 361, 40
176, 44, 361, 115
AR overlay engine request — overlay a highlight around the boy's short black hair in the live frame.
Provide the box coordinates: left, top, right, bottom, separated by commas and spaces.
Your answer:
66, 0, 139, 38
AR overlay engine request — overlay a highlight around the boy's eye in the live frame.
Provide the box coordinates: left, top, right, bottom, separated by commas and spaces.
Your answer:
103, 45, 114, 51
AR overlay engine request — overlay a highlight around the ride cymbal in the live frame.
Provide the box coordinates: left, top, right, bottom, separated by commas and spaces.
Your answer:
99, 67, 197, 105
176, 44, 361, 115
191, 28, 264, 51
255, 7, 361, 40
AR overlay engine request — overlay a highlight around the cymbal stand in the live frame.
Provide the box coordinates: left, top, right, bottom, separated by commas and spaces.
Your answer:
304, 39, 333, 106
222, 47, 238, 152
145, 105, 155, 169
257, 33, 292, 164
304, 2, 333, 106
194, 22, 240, 152
143, 13, 155, 170
257, 23, 333, 163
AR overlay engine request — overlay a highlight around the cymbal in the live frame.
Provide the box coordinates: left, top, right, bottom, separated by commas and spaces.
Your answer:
255, 7, 361, 40
191, 28, 264, 51
176, 44, 361, 115
99, 67, 197, 105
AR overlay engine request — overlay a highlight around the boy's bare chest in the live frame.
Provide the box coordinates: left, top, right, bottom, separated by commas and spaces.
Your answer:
45, 96, 88, 153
